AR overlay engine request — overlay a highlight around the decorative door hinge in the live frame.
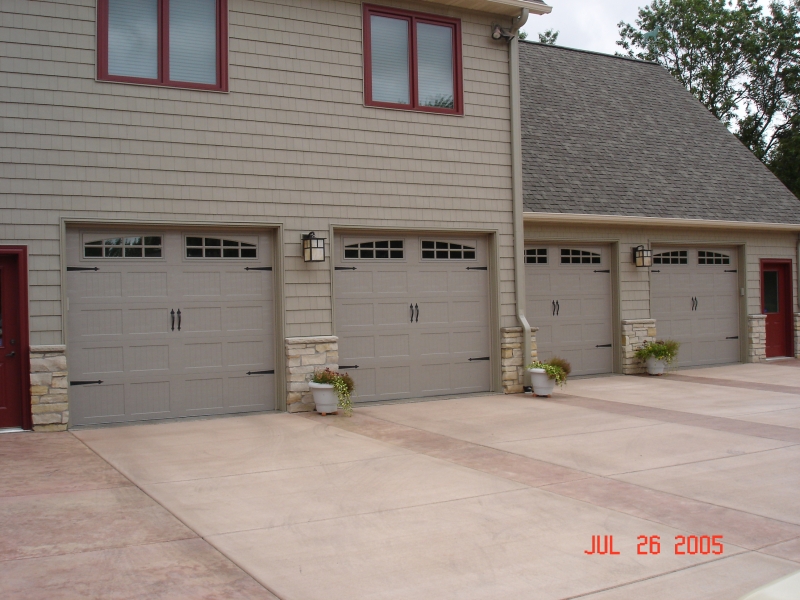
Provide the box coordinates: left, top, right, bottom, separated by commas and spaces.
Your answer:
595, 344, 612, 348
70, 380, 103, 386
724, 269, 738, 273
339, 365, 360, 369
593, 269, 610, 273
67, 266, 99, 272
468, 356, 490, 361
244, 266, 272, 271
466, 266, 488, 271
246, 370, 275, 375
725, 336, 739, 340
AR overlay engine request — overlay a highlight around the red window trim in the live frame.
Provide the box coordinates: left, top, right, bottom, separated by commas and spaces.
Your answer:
97, 0, 228, 92
363, 4, 463, 115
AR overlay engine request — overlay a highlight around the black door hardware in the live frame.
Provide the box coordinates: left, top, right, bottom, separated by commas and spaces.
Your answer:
468, 356, 490, 361
177, 309, 182, 331
651, 270, 660, 273
552, 300, 556, 316
339, 365, 360, 369
724, 269, 738, 273
245, 266, 272, 271
726, 336, 739, 340
593, 270, 610, 273
5, 351, 15, 357
556, 300, 560, 316
170, 309, 175, 331
414, 303, 419, 322
246, 370, 275, 375
410, 304, 414, 323
70, 380, 103, 386
335, 267, 357, 271
596, 344, 612, 348
691, 297, 698, 311
67, 266, 99, 272
466, 266, 488, 271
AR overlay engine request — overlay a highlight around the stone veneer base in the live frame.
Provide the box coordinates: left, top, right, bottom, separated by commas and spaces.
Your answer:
621, 319, 657, 375
747, 314, 767, 363
795, 313, 800, 359
30, 345, 69, 431
501, 326, 538, 394
285, 336, 339, 413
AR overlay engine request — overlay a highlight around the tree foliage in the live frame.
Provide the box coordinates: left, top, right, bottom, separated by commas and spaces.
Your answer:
538, 29, 560, 45
618, 0, 800, 197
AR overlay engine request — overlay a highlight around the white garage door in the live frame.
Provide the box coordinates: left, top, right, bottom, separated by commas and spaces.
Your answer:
66, 229, 276, 426
334, 235, 492, 403
650, 248, 740, 367
525, 245, 614, 376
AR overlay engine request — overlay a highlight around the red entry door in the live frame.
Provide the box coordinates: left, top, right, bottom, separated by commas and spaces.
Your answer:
762, 262, 793, 358
0, 256, 23, 428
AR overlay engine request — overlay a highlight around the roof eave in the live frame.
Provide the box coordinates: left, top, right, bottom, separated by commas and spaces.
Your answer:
523, 211, 800, 231
420, 0, 551, 17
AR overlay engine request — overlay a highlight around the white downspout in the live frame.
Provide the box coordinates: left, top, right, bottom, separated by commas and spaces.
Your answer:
510, 9, 531, 384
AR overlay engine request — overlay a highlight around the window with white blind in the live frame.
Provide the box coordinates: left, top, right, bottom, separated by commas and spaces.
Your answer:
363, 5, 462, 114
97, 0, 228, 91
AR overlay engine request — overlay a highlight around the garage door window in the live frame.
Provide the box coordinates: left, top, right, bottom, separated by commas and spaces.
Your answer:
560, 249, 600, 264
344, 240, 404, 259
421, 241, 476, 260
84, 236, 163, 258
698, 251, 730, 265
654, 250, 688, 265
185, 237, 257, 258
526, 248, 548, 264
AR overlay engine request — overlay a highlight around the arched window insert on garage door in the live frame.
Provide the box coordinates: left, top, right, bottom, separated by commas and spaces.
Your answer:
421, 241, 476, 260
526, 248, 548, 264
84, 236, 163, 258
698, 251, 731, 265
653, 250, 688, 265
560, 249, 600, 264
344, 240, 404, 259
185, 237, 257, 258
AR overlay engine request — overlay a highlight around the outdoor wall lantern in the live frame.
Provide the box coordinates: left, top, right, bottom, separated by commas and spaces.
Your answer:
302, 232, 326, 263
632, 245, 653, 268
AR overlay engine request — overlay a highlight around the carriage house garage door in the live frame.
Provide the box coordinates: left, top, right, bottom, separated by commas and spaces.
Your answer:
650, 248, 740, 367
334, 234, 492, 403
66, 229, 276, 426
525, 245, 614, 376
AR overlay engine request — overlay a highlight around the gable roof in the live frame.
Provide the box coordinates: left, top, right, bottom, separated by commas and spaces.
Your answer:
519, 42, 800, 224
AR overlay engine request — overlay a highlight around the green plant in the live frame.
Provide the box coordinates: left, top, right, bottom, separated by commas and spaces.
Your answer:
312, 368, 355, 416
635, 340, 680, 364
526, 356, 571, 386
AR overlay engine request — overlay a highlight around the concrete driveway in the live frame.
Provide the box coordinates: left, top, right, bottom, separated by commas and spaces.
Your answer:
3, 362, 800, 599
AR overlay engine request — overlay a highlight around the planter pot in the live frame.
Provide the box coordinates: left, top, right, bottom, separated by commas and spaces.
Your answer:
646, 357, 667, 376
528, 368, 556, 397
309, 382, 338, 414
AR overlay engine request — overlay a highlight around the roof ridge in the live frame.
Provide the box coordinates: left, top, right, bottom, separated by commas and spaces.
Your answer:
520, 39, 660, 66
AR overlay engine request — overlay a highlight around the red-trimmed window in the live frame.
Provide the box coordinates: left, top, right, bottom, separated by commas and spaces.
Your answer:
97, 0, 228, 91
363, 5, 462, 115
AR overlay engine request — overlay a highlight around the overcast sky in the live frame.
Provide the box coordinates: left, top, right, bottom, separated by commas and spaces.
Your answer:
521, 0, 773, 55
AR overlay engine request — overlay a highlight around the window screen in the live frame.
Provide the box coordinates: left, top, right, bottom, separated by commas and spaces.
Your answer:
107, 0, 159, 79
169, 0, 218, 84
370, 16, 410, 105
417, 22, 454, 109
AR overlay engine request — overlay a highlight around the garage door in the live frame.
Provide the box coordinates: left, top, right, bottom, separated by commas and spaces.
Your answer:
66, 229, 275, 426
650, 248, 740, 367
525, 245, 614, 376
334, 234, 491, 403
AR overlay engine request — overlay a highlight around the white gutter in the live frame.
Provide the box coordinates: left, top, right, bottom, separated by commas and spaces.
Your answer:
523, 211, 800, 231
491, 0, 551, 14
510, 9, 531, 385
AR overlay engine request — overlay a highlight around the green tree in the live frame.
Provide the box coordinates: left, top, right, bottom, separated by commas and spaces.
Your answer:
618, 0, 800, 197
538, 29, 559, 45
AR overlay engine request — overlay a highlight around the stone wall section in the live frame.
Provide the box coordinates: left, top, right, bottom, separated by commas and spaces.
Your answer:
29, 345, 69, 431
621, 319, 657, 374
286, 336, 339, 413
501, 326, 538, 394
747, 314, 767, 362
794, 313, 800, 359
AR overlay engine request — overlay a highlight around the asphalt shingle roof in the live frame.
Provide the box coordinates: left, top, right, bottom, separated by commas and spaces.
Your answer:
519, 42, 800, 224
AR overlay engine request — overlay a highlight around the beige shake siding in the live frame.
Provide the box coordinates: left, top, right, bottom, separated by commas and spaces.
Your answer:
1, 0, 517, 346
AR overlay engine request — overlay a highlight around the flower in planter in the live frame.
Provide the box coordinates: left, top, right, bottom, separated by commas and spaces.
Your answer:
311, 368, 355, 416
635, 340, 680, 365
526, 357, 572, 387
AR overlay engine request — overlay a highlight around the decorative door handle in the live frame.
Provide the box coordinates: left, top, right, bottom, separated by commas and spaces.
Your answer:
414, 303, 419, 322
177, 309, 182, 331
556, 300, 560, 316
552, 300, 556, 316
410, 304, 414, 323
170, 309, 175, 331
5, 351, 15, 358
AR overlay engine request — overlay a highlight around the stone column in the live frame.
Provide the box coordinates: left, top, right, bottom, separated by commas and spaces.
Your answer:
285, 336, 339, 413
29, 345, 69, 431
747, 314, 767, 363
621, 319, 657, 374
501, 326, 538, 394
794, 313, 800, 359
